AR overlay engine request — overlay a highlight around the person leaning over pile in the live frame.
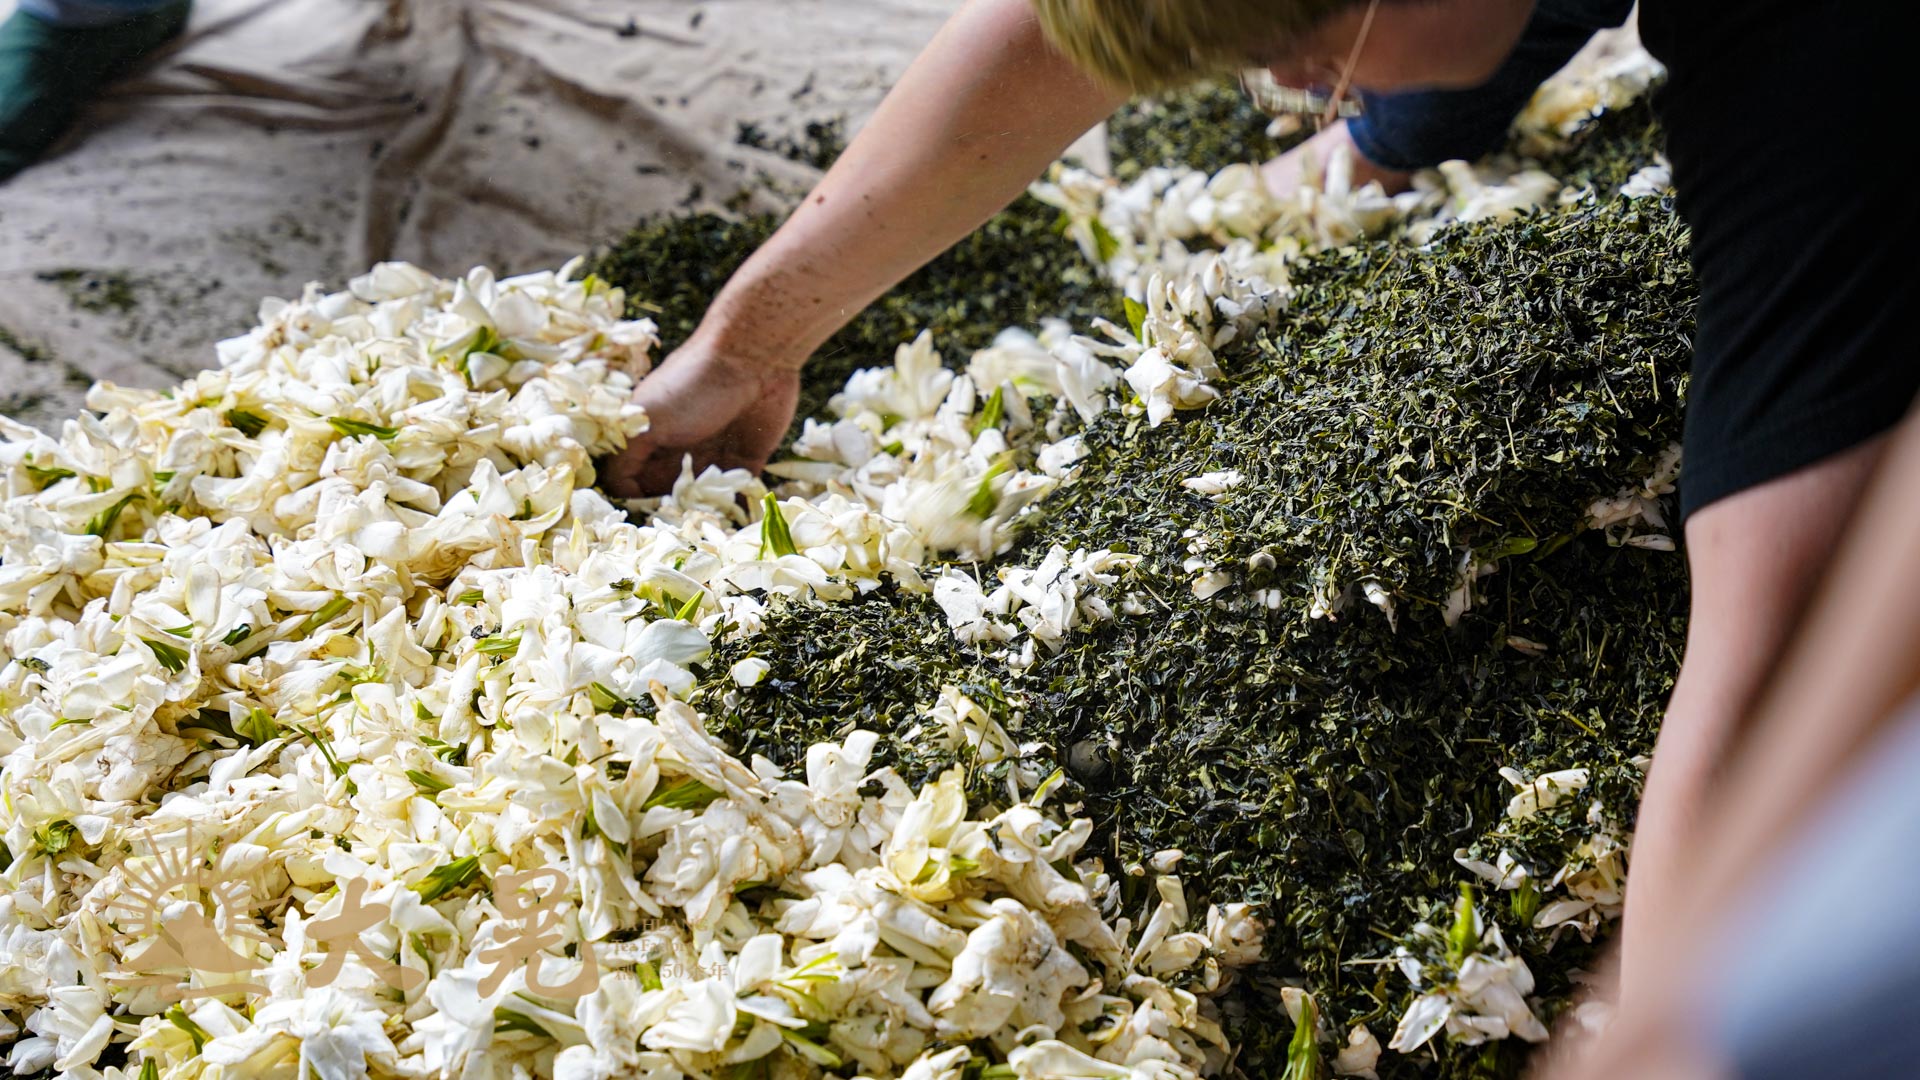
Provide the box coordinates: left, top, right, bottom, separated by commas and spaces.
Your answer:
603, 0, 1914, 1038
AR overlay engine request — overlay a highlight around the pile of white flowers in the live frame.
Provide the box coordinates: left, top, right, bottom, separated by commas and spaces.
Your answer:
1511, 44, 1666, 153
1028, 150, 1565, 318
0, 262, 1261, 1080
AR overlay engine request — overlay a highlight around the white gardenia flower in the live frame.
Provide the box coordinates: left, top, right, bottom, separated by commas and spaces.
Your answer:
11, 985, 112, 1074
933, 547, 1138, 669
1006, 1040, 1137, 1079
1500, 766, 1591, 820
1587, 441, 1682, 547
235, 987, 398, 1080
1126, 348, 1220, 428
729, 657, 771, 687
1180, 470, 1244, 500
1442, 552, 1497, 627
1430, 160, 1564, 231
1334, 1024, 1383, 1079
1361, 580, 1398, 631
1620, 160, 1673, 199
933, 570, 1014, 646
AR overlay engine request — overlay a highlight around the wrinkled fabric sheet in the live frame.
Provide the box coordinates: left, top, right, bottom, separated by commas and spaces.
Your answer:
0, 0, 954, 429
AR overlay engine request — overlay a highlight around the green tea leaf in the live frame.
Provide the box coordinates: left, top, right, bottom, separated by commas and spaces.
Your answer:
413, 855, 484, 902
225, 408, 270, 436
493, 1007, 551, 1039
326, 417, 400, 441
142, 637, 190, 673
758, 492, 798, 559
641, 776, 722, 812
1123, 295, 1148, 341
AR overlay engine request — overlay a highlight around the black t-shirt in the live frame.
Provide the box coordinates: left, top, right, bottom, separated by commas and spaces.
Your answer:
1638, 0, 1918, 518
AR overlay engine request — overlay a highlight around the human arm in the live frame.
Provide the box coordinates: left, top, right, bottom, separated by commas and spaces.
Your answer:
602, 0, 1126, 496
1534, 412, 1920, 1080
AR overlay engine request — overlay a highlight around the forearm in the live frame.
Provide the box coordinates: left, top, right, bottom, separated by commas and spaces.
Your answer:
696, 0, 1125, 366
1676, 418, 1920, 908
1559, 418, 1920, 1080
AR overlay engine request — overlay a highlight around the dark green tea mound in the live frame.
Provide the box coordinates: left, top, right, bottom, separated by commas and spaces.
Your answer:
1104, 78, 1301, 179
1037, 202, 1691, 652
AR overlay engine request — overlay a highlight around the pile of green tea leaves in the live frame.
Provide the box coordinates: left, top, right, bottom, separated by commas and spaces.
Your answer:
1103, 79, 1302, 178
594, 92, 1690, 1079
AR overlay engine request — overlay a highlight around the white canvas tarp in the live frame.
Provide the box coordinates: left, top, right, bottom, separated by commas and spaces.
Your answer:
0, 0, 955, 428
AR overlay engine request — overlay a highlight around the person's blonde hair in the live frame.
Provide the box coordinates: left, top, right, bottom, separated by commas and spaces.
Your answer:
1031, 0, 1355, 93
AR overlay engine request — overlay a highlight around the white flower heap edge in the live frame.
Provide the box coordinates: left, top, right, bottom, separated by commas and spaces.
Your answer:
0, 263, 1254, 1080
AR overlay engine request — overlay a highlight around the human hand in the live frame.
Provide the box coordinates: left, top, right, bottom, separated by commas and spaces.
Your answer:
1260, 118, 1414, 199
600, 337, 801, 498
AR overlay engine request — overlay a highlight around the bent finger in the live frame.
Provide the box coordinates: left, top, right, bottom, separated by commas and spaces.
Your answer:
598, 433, 656, 499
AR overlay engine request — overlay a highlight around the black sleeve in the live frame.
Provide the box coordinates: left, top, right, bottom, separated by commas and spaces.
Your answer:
1639, 0, 1920, 518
